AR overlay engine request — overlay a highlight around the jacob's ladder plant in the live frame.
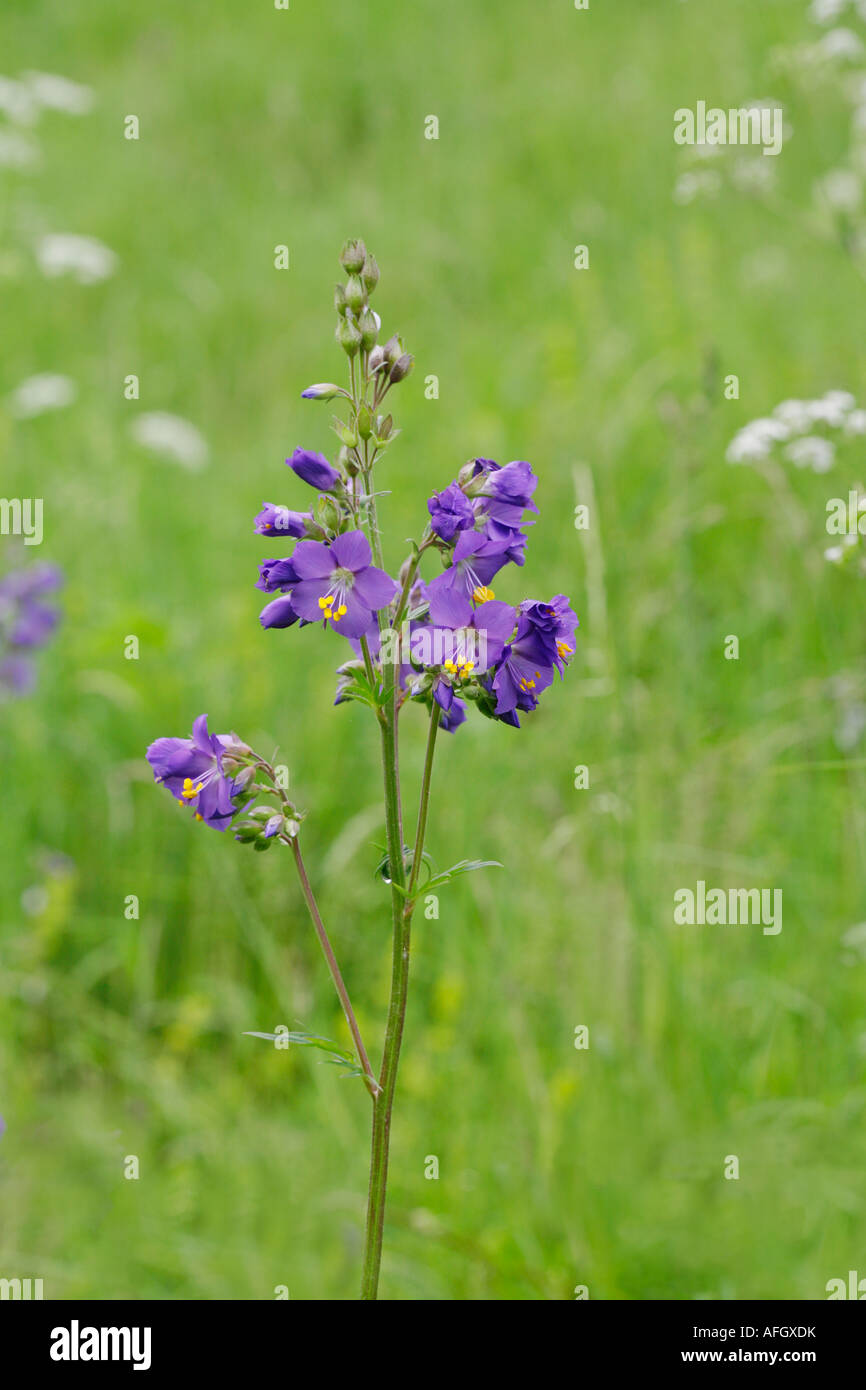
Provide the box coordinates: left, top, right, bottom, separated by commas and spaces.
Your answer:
146, 239, 579, 1299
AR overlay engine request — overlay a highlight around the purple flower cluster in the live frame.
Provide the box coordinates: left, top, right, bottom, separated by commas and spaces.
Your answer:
146, 714, 253, 830
255, 442, 577, 730
0, 559, 63, 697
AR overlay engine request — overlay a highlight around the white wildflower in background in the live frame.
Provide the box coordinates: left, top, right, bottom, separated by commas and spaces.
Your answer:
820, 27, 864, 60
23, 72, 94, 116
773, 398, 816, 432
0, 75, 38, 124
815, 167, 862, 209
36, 233, 117, 284
809, 388, 856, 424
810, 0, 848, 20
726, 417, 790, 463
727, 391, 859, 467
785, 435, 837, 471
130, 413, 209, 471
0, 129, 39, 169
8, 373, 77, 418
673, 168, 722, 204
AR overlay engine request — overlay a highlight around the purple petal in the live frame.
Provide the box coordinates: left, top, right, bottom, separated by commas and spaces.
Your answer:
290, 540, 335, 580
329, 529, 372, 572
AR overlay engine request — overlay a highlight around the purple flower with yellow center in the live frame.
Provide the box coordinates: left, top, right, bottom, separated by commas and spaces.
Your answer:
427, 482, 474, 542
425, 590, 516, 710
146, 716, 251, 827
254, 503, 310, 538
289, 530, 397, 637
146, 714, 251, 831
425, 530, 511, 627
519, 594, 579, 672
287, 448, 341, 492
489, 613, 561, 721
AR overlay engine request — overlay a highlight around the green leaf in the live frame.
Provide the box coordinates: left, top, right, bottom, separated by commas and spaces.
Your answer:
243, 1028, 364, 1078
422, 859, 503, 892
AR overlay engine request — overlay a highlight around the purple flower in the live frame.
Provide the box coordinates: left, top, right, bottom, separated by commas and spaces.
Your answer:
300, 383, 341, 400
257, 557, 298, 593
146, 714, 250, 831
427, 482, 474, 542
0, 563, 63, 602
260, 594, 301, 629
425, 595, 516, 707
254, 503, 310, 538
287, 448, 341, 492
0, 654, 35, 697
519, 595, 579, 672
288, 530, 397, 638
426, 530, 511, 626
471, 458, 539, 527
438, 698, 467, 733
9, 602, 59, 648
489, 611, 562, 722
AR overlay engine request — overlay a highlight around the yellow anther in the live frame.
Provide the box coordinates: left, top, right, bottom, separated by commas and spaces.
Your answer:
182, 777, 204, 801
444, 659, 457, 673
334, 605, 347, 619
557, 640, 573, 658
472, 585, 495, 604
195, 813, 203, 822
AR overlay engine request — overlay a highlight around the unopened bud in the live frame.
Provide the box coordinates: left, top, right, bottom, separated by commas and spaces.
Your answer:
340, 238, 367, 274
457, 460, 476, 487
362, 254, 380, 292
301, 382, 341, 401
383, 334, 404, 365
357, 404, 373, 440
337, 317, 362, 358
368, 346, 387, 373
359, 309, 378, 351
344, 274, 366, 314
389, 353, 414, 383
334, 283, 348, 316
315, 494, 342, 531
377, 414, 393, 440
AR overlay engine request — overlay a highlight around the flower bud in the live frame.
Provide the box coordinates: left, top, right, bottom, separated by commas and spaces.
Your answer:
315, 494, 342, 531
368, 346, 387, 373
383, 334, 404, 365
334, 283, 348, 316
377, 414, 394, 440
340, 238, 367, 274
457, 460, 476, 487
337, 317, 362, 358
339, 445, 360, 477
234, 822, 262, 844
358, 309, 378, 351
344, 275, 366, 314
362, 254, 380, 292
389, 353, 414, 384
356, 404, 373, 440
301, 383, 341, 401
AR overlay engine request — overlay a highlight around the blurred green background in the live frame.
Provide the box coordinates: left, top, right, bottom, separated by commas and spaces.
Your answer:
2, 0, 865, 1300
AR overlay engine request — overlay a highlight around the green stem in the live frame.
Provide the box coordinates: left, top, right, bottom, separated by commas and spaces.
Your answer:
360, 702, 440, 1299
288, 835, 379, 1099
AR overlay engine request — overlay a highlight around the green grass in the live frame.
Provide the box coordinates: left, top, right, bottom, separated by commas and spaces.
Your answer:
1, 0, 866, 1299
